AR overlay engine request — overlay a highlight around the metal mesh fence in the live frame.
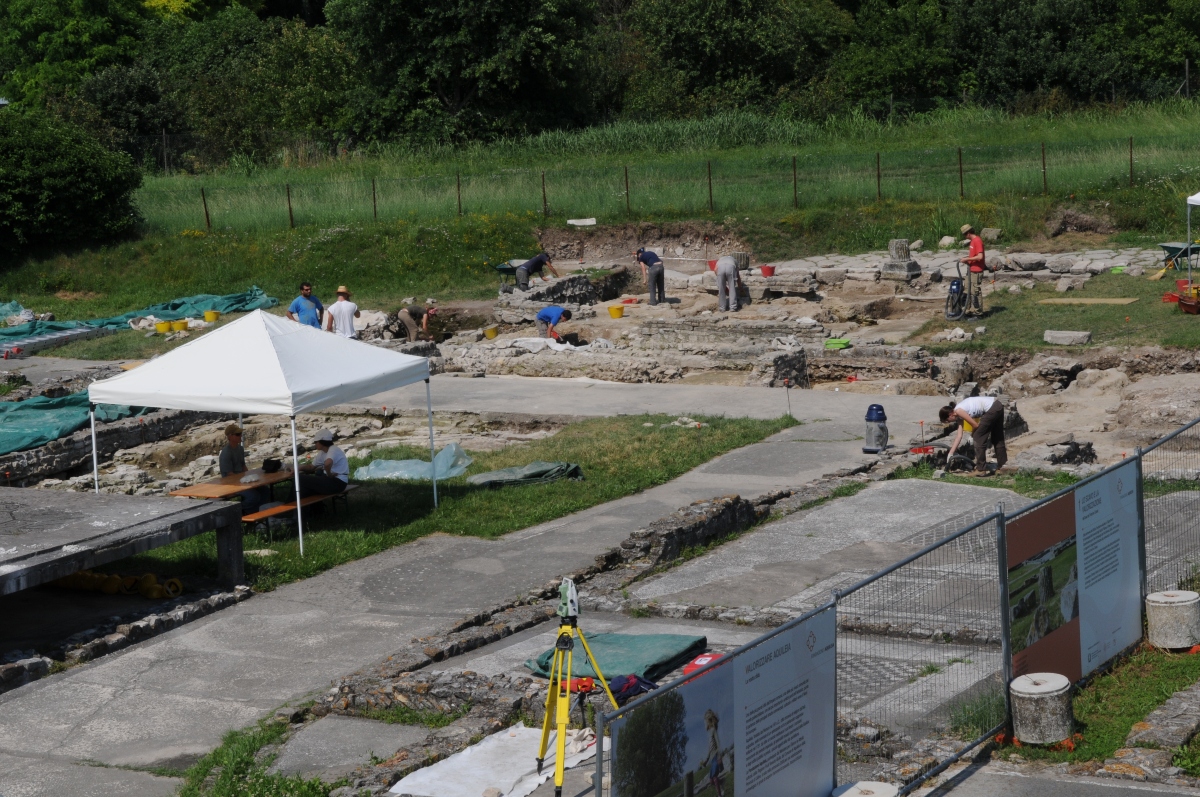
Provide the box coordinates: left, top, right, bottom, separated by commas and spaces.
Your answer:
1142, 419, 1200, 593
833, 513, 1007, 784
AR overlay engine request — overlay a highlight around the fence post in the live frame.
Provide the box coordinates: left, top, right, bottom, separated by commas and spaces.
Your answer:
1129, 137, 1134, 188
958, 147, 964, 199
286, 183, 295, 229
876, 153, 881, 201
996, 506, 1014, 728
1041, 143, 1048, 195
792, 155, 798, 209
595, 708, 605, 796
624, 166, 631, 214
162, 128, 170, 176
707, 161, 714, 213
542, 171, 548, 218
200, 188, 211, 231
372, 178, 378, 220
456, 173, 462, 217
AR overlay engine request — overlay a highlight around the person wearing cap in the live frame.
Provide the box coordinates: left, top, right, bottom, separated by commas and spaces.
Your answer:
286, 282, 324, 329
635, 248, 666, 306
535, 305, 572, 340
715, 255, 742, 312
515, 252, 560, 291
325, 285, 361, 339
297, 429, 348, 497
959, 224, 989, 314
219, 424, 268, 515
398, 304, 437, 342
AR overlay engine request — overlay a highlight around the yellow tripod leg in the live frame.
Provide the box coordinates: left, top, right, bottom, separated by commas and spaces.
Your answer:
576, 626, 620, 710
553, 633, 573, 795
536, 636, 563, 774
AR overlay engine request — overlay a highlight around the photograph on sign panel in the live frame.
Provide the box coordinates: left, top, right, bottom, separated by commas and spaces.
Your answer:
611, 662, 736, 797
1008, 535, 1079, 654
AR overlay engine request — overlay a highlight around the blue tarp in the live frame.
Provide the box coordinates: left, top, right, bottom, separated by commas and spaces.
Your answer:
0, 287, 278, 341
0, 392, 152, 457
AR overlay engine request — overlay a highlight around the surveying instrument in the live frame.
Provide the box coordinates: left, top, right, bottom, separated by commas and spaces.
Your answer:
536, 578, 619, 796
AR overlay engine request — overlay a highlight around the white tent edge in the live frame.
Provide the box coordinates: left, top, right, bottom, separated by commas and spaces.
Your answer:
86, 312, 440, 555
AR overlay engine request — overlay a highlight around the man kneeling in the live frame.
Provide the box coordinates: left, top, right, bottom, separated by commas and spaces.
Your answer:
298, 429, 348, 496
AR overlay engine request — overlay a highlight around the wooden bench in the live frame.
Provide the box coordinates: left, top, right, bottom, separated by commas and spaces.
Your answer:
241, 484, 360, 535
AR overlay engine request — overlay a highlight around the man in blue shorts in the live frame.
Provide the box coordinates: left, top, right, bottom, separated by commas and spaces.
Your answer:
286, 282, 324, 328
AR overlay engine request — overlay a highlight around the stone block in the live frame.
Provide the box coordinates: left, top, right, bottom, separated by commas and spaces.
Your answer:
1011, 672, 1073, 744
815, 268, 847, 284
938, 235, 957, 248
981, 227, 1003, 242
880, 260, 920, 280
1047, 257, 1076, 274
1010, 253, 1047, 271
1146, 591, 1200, 649
1043, 330, 1092, 345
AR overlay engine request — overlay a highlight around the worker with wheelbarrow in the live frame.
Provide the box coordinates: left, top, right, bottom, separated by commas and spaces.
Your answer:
516, 252, 561, 291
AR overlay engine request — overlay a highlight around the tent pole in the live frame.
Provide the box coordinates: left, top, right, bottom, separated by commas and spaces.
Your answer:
90, 407, 99, 494
426, 379, 437, 508
1189, 205, 1193, 287
290, 416, 304, 556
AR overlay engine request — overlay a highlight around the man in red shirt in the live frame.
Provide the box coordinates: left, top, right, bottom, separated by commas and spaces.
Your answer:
959, 223, 989, 313
960, 224, 986, 272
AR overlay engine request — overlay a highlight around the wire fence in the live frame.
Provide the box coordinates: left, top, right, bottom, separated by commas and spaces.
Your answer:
131, 131, 1200, 233
1141, 418, 1200, 593
595, 417, 1200, 795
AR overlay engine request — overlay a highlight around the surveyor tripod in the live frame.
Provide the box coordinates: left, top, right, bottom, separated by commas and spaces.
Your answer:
536, 583, 619, 797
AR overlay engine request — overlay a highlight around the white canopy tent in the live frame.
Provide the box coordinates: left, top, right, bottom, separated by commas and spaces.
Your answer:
88, 310, 437, 554
1188, 191, 1200, 286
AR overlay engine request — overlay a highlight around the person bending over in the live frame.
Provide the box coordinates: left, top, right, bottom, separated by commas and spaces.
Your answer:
535, 306, 572, 340
515, 252, 559, 291
940, 395, 1007, 476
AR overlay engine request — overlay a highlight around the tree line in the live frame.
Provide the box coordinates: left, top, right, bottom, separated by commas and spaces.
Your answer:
2, 0, 1198, 164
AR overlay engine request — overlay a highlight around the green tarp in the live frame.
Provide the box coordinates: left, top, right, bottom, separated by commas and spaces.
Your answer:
525, 633, 707, 682
0, 392, 152, 457
0, 287, 278, 341
466, 461, 584, 488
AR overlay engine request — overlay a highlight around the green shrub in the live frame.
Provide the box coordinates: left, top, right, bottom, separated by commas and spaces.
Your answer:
0, 112, 142, 253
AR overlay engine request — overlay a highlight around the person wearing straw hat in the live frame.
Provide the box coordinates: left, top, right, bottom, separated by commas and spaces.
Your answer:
219, 424, 268, 515
959, 224, 990, 314
297, 429, 348, 497
325, 285, 360, 339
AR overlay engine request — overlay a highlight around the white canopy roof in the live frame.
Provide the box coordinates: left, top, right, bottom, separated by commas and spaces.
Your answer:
1189, 191, 1200, 206
88, 310, 430, 415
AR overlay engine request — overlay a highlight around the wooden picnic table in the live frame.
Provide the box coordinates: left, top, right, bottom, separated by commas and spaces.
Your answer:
169, 468, 294, 499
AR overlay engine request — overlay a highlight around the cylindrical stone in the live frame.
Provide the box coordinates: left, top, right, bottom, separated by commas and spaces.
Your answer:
832, 782, 898, 797
1011, 672, 1072, 745
1146, 591, 1200, 650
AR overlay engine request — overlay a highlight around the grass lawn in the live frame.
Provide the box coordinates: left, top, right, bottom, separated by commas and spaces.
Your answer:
913, 271, 1200, 351
103, 414, 797, 592
992, 645, 1200, 766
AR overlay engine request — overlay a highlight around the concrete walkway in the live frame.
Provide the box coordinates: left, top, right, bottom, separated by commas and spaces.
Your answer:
0, 382, 946, 796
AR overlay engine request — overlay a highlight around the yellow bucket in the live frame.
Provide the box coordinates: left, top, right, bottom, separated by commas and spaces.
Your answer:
608, 305, 625, 319
171, 320, 188, 332
204, 310, 220, 323
962, 419, 975, 433
483, 326, 498, 340
154, 321, 171, 334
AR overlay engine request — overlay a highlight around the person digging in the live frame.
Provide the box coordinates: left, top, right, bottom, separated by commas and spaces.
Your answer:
940, 396, 1008, 477
398, 304, 437, 342
535, 305, 572, 340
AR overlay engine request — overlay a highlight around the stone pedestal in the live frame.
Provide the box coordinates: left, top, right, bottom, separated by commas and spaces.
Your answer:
1011, 672, 1073, 744
881, 238, 920, 280
833, 783, 898, 797
1147, 590, 1200, 650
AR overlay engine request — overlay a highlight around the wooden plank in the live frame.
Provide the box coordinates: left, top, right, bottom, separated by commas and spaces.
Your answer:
1037, 298, 1139, 305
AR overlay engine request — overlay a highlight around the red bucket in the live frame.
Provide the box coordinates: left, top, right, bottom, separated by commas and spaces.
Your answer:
1164, 292, 1182, 303
708, 259, 718, 271
760, 265, 776, 277
1178, 279, 1192, 292
910, 446, 936, 455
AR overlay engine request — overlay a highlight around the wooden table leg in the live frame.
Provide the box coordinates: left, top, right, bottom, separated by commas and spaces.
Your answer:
216, 518, 245, 588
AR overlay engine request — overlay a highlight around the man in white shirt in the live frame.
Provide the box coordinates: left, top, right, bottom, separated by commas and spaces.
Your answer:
298, 429, 348, 496
940, 395, 1007, 476
325, 285, 360, 339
